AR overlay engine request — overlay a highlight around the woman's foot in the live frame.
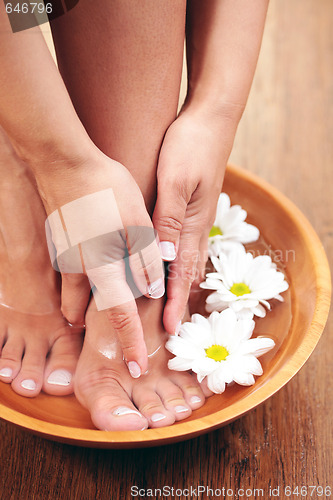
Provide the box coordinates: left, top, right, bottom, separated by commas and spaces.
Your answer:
75, 296, 211, 430
0, 139, 83, 397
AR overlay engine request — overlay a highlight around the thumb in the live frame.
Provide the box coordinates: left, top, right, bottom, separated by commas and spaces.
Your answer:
152, 180, 188, 262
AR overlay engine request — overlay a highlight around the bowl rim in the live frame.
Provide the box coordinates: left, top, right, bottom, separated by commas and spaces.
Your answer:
0, 164, 331, 448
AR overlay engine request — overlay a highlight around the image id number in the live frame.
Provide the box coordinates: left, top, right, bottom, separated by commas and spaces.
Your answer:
5, 3, 52, 14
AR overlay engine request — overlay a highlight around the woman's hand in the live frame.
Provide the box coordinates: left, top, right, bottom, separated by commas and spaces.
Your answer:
34, 146, 165, 378
153, 104, 241, 335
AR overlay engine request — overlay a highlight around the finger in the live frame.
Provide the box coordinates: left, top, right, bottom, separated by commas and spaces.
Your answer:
126, 225, 165, 300
86, 259, 148, 377
188, 231, 210, 316
163, 231, 202, 336
61, 273, 91, 326
152, 178, 189, 262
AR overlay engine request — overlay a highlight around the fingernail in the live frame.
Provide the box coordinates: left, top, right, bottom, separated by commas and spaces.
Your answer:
175, 321, 182, 335
0, 367, 13, 378
127, 361, 141, 379
190, 396, 202, 404
113, 406, 143, 417
21, 379, 37, 391
174, 405, 189, 414
148, 278, 165, 299
159, 241, 176, 261
151, 413, 167, 422
47, 369, 72, 386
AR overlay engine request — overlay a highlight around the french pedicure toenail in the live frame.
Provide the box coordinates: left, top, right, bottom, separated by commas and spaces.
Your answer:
47, 369, 72, 386
113, 407, 143, 417
148, 278, 165, 299
21, 379, 37, 391
0, 367, 13, 378
159, 241, 177, 261
174, 405, 189, 414
151, 413, 167, 423
190, 396, 202, 404
175, 320, 182, 335
127, 361, 141, 379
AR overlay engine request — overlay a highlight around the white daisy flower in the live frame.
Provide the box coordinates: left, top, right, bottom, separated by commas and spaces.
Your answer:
208, 193, 259, 257
200, 246, 289, 319
166, 309, 275, 394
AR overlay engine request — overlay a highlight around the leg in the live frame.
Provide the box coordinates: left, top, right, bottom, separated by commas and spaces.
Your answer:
51, 0, 211, 429
0, 127, 83, 397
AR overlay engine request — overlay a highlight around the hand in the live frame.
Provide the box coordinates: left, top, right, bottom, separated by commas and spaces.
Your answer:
153, 105, 238, 335
34, 146, 165, 378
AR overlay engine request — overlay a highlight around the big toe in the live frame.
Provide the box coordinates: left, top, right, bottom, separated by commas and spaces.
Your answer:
75, 363, 148, 431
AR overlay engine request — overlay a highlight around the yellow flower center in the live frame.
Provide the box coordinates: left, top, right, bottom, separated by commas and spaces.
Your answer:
209, 225, 223, 237
205, 344, 229, 362
230, 282, 251, 296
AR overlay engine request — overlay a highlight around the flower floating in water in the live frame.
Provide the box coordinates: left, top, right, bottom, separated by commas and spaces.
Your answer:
201, 246, 289, 319
208, 193, 259, 257
166, 309, 275, 394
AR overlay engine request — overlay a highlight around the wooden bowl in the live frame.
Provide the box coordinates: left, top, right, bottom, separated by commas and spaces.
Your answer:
0, 164, 330, 448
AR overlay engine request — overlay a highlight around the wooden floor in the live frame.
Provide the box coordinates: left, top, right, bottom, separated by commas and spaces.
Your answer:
1, 0, 332, 497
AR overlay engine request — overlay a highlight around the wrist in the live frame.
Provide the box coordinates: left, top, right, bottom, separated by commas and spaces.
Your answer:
10, 126, 94, 176
182, 87, 246, 128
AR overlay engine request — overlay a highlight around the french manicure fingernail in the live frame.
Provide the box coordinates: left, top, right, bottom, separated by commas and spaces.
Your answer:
0, 367, 13, 378
175, 321, 182, 335
151, 413, 167, 422
113, 406, 143, 417
159, 241, 177, 261
128, 361, 141, 379
174, 405, 189, 414
47, 369, 72, 386
190, 396, 202, 404
148, 278, 165, 299
21, 379, 37, 391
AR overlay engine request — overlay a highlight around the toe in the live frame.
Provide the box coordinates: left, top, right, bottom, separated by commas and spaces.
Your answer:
75, 366, 148, 431
0, 334, 24, 383
43, 328, 83, 396
171, 372, 206, 410
156, 379, 192, 421
132, 382, 175, 428
11, 338, 49, 397
199, 377, 214, 398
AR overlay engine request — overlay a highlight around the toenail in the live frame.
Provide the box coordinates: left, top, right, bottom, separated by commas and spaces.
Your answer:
151, 413, 167, 423
174, 405, 189, 414
175, 321, 182, 335
190, 396, 202, 404
47, 369, 72, 386
113, 406, 143, 417
0, 367, 13, 378
127, 361, 141, 379
21, 379, 37, 391
148, 278, 165, 299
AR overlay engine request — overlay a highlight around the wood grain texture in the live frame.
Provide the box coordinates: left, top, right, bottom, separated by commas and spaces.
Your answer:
0, 0, 332, 498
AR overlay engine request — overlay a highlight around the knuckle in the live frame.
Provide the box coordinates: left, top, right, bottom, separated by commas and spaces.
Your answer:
157, 215, 183, 234
107, 310, 134, 332
182, 264, 199, 283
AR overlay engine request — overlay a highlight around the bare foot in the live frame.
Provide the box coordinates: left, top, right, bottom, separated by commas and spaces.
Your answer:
0, 140, 83, 397
75, 296, 211, 430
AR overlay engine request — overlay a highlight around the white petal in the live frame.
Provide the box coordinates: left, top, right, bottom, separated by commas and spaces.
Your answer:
168, 357, 193, 371
207, 370, 227, 394
191, 357, 217, 377
213, 308, 238, 346
239, 337, 275, 357
166, 336, 204, 359
252, 304, 267, 318
232, 371, 256, 386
